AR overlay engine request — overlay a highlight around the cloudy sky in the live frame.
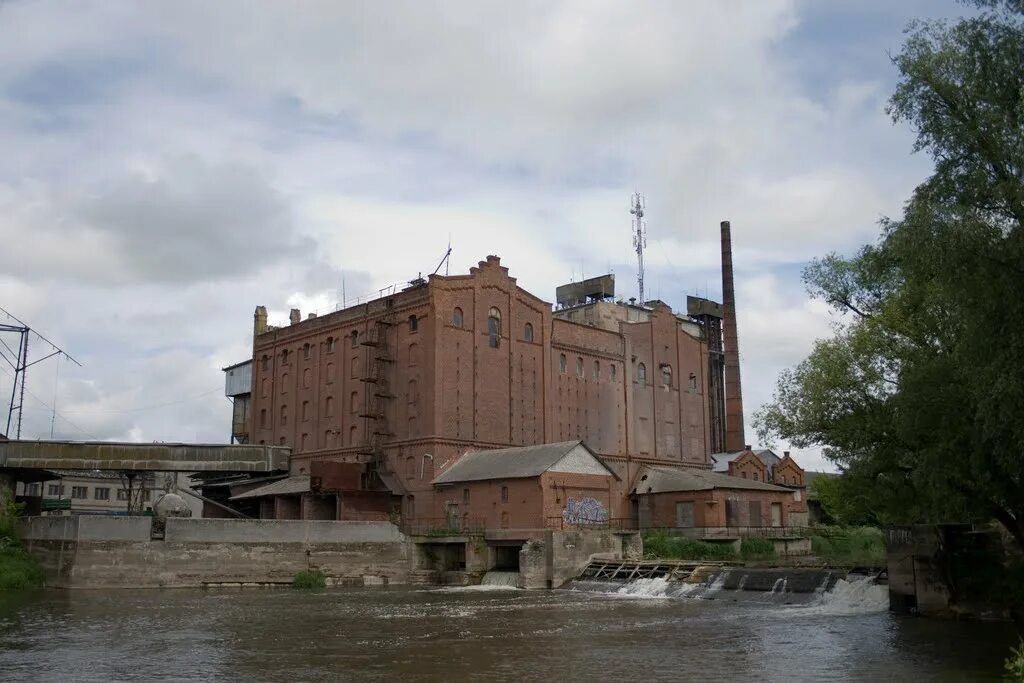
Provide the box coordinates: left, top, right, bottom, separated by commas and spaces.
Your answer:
0, 1, 960, 470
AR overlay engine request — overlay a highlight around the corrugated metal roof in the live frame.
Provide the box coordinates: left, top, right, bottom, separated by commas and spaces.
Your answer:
230, 474, 310, 500
433, 441, 613, 484
632, 465, 791, 494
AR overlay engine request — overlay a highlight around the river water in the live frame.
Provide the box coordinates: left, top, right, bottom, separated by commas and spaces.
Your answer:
0, 581, 1017, 682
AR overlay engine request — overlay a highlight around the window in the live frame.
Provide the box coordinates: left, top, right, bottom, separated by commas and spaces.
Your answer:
303, 343, 311, 360
71, 486, 87, 499
261, 355, 269, 371
453, 307, 464, 328
408, 343, 421, 367
280, 404, 288, 426
350, 391, 359, 413
524, 322, 533, 342
408, 315, 418, 332
281, 349, 289, 364
576, 357, 583, 377
501, 485, 508, 503
407, 495, 415, 519
741, 472, 747, 479
487, 308, 501, 348
325, 429, 333, 446
794, 489, 802, 502
260, 409, 267, 428
688, 373, 697, 392
662, 365, 672, 387
142, 490, 151, 502
325, 396, 334, 417
261, 378, 270, 397
593, 360, 600, 380
326, 362, 335, 383
282, 373, 289, 391
279, 436, 287, 445
94, 487, 110, 501
463, 488, 470, 504
351, 330, 359, 348
47, 484, 62, 496
754, 472, 760, 481
326, 336, 335, 353
610, 364, 617, 382
637, 363, 647, 385
559, 354, 567, 373
301, 433, 309, 450
26, 484, 39, 496
302, 400, 310, 421
117, 489, 128, 501
349, 425, 357, 445
302, 368, 311, 388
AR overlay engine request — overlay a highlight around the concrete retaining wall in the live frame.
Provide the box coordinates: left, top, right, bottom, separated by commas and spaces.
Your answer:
519, 529, 638, 589
19, 516, 409, 589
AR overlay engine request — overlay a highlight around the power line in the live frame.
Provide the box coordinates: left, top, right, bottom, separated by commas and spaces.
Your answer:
0, 365, 100, 439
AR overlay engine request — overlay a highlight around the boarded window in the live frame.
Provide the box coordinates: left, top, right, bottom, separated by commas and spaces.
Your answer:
725, 499, 740, 527
675, 501, 694, 528
748, 501, 762, 527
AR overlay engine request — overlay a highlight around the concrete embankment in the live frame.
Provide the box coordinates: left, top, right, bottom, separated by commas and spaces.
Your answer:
19, 516, 409, 588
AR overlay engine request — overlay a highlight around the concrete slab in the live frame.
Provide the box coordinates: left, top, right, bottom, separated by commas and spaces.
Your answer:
0, 440, 289, 473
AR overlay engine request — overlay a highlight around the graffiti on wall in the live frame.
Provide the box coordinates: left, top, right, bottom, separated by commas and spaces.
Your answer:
562, 496, 609, 525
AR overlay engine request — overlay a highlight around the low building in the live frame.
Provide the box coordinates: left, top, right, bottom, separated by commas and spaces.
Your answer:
711, 445, 809, 525
631, 464, 800, 531
430, 441, 619, 530
17, 471, 158, 515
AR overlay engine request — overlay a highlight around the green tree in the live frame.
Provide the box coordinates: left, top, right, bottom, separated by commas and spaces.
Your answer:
757, 0, 1024, 550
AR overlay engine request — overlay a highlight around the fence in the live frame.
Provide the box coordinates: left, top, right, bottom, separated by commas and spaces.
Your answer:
545, 517, 637, 531
655, 526, 813, 539
401, 517, 486, 537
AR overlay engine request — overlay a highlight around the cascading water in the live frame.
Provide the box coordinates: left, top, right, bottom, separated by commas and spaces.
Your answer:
480, 571, 521, 588
794, 575, 889, 615
614, 577, 671, 598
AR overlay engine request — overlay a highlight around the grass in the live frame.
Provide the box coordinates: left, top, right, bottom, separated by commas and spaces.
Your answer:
643, 531, 737, 562
1007, 640, 1024, 682
739, 537, 776, 561
292, 568, 327, 589
810, 527, 886, 566
0, 501, 43, 591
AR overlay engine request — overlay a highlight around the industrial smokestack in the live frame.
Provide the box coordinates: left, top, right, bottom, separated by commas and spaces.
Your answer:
721, 220, 746, 452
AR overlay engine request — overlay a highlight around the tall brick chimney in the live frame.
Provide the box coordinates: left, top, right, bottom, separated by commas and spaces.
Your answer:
721, 220, 746, 452
254, 306, 268, 337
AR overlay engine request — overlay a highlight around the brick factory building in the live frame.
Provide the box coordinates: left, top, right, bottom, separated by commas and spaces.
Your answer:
228, 222, 807, 529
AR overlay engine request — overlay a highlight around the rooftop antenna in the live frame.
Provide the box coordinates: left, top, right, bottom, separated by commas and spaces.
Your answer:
631, 192, 647, 305
431, 239, 453, 277
0, 306, 81, 439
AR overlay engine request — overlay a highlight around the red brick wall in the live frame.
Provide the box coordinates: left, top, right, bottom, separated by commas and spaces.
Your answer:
541, 472, 617, 526
641, 488, 795, 528
728, 451, 769, 483
432, 478, 544, 529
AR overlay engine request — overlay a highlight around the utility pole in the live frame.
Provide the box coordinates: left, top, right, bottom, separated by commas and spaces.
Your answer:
631, 192, 647, 305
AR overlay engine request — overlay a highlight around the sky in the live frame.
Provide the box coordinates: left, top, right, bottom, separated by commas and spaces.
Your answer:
0, 0, 965, 471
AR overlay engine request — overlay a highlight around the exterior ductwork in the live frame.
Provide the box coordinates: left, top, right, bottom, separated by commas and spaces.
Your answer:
721, 220, 746, 452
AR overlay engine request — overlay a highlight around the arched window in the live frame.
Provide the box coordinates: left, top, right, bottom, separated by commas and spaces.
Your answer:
280, 404, 288, 425
325, 396, 334, 417
351, 330, 359, 348
453, 307, 464, 328
593, 360, 600, 380
303, 343, 311, 360
261, 355, 269, 371
688, 373, 697, 392
281, 349, 289, 364
326, 336, 335, 353
662, 365, 672, 387
279, 436, 287, 446
576, 357, 584, 377
501, 485, 509, 503
524, 323, 534, 342
324, 429, 333, 446
350, 356, 359, 379
637, 363, 647, 385
259, 409, 267, 428
408, 314, 418, 332
610, 364, 617, 382
302, 400, 310, 421
559, 354, 567, 374
301, 433, 309, 450
487, 307, 501, 348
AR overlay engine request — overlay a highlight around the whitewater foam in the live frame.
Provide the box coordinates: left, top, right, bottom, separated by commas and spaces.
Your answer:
613, 577, 672, 599
787, 576, 889, 616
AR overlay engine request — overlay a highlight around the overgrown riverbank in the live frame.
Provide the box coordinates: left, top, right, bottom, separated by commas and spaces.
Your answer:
0, 502, 43, 591
642, 526, 886, 566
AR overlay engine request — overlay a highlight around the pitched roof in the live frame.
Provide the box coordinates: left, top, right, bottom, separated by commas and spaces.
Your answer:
432, 440, 615, 485
632, 465, 792, 494
230, 474, 310, 500
710, 449, 781, 473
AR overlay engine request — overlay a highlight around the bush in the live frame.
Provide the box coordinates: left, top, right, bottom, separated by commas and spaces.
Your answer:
1007, 640, 1024, 682
0, 500, 43, 591
643, 531, 737, 562
740, 537, 776, 561
292, 568, 327, 589
810, 527, 885, 565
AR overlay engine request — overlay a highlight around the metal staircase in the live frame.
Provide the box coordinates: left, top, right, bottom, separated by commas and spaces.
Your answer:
357, 302, 402, 493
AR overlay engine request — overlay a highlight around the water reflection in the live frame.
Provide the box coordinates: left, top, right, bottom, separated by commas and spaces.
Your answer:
0, 587, 1017, 682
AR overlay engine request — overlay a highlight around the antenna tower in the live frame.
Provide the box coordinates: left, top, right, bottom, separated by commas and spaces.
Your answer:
0, 307, 81, 439
631, 192, 647, 304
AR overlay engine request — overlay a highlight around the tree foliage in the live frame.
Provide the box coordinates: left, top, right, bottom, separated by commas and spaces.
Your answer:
757, 1, 1024, 549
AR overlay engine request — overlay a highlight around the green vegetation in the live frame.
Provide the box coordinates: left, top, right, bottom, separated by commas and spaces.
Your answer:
292, 568, 327, 589
0, 501, 43, 591
756, 1, 1024, 552
809, 527, 886, 566
1007, 640, 1024, 682
642, 531, 737, 562
739, 537, 776, 561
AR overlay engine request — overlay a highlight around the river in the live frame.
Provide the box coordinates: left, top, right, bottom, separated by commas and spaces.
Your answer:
0, 580, 1017, 682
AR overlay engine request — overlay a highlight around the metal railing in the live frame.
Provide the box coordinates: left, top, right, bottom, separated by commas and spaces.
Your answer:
401, 517, 486, 537
652, 526, 813, 539
545, 517, 637, 531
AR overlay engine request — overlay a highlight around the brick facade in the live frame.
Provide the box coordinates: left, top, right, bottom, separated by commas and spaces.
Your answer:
248, 255, 716, 520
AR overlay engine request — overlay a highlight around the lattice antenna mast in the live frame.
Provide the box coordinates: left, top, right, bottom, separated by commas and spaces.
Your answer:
631, 192, 647, 305
0, 306, 81, 439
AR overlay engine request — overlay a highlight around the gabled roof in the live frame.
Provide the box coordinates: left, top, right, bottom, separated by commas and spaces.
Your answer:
710, 449, 781, 473
432, 440, 616, 485
230, 474, 310, 500
632, 465, 791, 494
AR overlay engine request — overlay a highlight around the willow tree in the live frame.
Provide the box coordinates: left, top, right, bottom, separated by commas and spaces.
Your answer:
757, 0, 1024, 548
